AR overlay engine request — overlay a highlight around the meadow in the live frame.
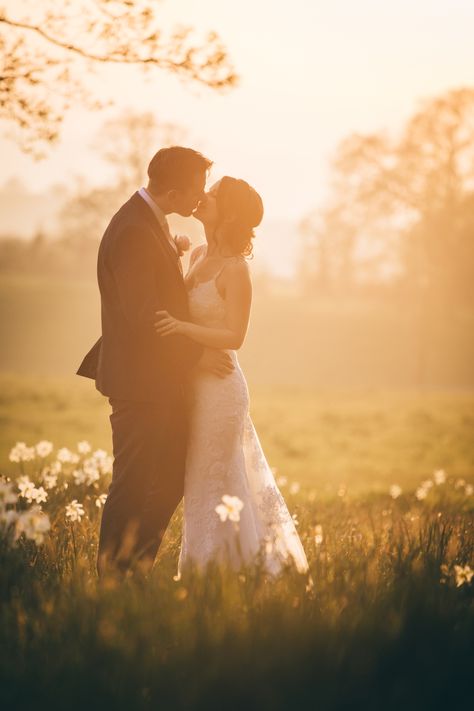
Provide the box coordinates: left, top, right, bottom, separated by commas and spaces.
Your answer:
2, 0, 474, 706
1, 374, 473, 710
1, 275, 474, 709
2, 274, 474, 389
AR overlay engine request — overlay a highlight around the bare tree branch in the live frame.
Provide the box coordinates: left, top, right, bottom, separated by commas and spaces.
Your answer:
0, 16, 236, 85
0, 1, 237, 154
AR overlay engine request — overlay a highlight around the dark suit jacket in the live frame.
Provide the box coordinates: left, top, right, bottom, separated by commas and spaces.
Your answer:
76, 192, 202, 402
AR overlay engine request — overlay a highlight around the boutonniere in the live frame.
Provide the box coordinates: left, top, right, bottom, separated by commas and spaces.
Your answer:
174, 235, 191, 257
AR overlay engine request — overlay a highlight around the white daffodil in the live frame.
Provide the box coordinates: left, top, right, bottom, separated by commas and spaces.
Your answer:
389, 484, 402, 499
83, 458, 101, 485
72, 469, 87, 486
314, 524, 323, 545
289, 482, 301, 495
50, 461, 62, 475
415, 486, 428, 501
86, 469, 101, 487
17, 475, 36, 500
9, 442, 36, 463
77, 440, 92, 455
95, 494, 107, 508
57, 448, 75, 464
215, 494, 244, 523
99, 456, 113, 476
465, 484, 473, 496
41, 471, 58, 490
35, 440, 53, 458
1, 508, 19, 529
276, 476, 288, 487
15, 506, 51, 545
65, 499, 85, 522
433, 469, 446, 485
0, 478, 18, 506
454, 564, 474, 588
92, 449, 108, 462
30, 486, 48, 504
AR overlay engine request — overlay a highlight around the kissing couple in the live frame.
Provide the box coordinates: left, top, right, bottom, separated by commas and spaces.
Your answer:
77, 146, 309, 580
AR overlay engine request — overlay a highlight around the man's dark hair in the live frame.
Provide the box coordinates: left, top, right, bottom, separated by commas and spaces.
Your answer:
147, 146, 212, 193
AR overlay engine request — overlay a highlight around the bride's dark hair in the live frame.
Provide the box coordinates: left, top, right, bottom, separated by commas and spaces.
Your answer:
215, 176, 264, 258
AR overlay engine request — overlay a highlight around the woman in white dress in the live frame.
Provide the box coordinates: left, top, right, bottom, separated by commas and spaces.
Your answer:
155, 176, 309, 577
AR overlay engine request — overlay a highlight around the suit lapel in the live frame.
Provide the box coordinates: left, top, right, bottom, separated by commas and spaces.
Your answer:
131, 192, 183, 280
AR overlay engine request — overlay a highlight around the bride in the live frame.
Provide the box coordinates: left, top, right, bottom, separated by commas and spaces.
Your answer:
154, 176, 309, 577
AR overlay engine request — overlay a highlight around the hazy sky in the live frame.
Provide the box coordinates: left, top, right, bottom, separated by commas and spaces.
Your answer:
2, 0, 474, 221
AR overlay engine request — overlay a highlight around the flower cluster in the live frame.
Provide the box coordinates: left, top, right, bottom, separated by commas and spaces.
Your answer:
389, 469, 473, 503
65, 500, 85, 522
2, 439, 112, 548
440, 563, 473, 588
0, 477, 51, 545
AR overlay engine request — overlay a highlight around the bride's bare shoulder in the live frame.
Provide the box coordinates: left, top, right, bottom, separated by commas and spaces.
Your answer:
229, 256, 250, 275
224, 257, 251, 287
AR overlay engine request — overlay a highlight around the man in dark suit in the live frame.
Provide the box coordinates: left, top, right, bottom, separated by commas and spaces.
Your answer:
77, 146, 233, 577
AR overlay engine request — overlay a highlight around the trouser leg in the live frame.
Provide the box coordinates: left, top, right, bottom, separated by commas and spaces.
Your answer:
97, 396, 187, 576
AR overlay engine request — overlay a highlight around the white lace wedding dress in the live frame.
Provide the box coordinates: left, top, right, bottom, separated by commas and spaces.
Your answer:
177, 269, 309, 577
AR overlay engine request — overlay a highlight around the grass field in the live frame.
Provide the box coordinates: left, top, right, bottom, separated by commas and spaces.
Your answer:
1, 275, 474, 709
1, 375, 473, 709
1, 374, 473, 493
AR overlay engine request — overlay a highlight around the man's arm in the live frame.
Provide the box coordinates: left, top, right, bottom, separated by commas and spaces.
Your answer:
155, 261, 252, 350
110, 224, 203, 369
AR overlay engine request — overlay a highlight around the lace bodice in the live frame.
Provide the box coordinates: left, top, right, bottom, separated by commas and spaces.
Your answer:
187, 278, 227, 329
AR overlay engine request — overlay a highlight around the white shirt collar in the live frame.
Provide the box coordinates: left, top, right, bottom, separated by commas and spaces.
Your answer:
138, 187, 177, 253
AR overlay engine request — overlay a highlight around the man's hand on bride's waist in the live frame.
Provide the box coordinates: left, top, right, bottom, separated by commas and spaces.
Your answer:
154, 311, 234, 378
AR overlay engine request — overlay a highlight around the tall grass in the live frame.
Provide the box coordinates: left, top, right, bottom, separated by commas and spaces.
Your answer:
1, 445, 473, 710
1, 378, 473, 709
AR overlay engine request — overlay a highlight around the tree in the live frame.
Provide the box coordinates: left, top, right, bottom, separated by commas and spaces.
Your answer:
57, 108, 183, 256
299, 210, 333, 295
0, 0, 237, 154
335, 88, 474, 294
92, 109, 185, 189
302, 87, 474, 302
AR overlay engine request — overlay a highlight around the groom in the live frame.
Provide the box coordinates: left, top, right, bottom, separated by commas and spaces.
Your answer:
77, 146, 233, 577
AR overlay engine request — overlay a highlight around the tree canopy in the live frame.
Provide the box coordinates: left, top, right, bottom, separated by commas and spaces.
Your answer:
301, 87, 474, 302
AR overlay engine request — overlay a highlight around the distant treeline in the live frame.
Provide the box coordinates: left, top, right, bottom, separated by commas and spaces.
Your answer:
0, 232, 99, 280
2, 88, 474, 308
0, 227, 472, 314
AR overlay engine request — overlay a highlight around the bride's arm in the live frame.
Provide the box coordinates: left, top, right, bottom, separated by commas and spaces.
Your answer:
154, 261, 252, 350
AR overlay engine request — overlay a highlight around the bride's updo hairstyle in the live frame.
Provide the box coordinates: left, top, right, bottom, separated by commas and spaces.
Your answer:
215, 176, 264, 258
